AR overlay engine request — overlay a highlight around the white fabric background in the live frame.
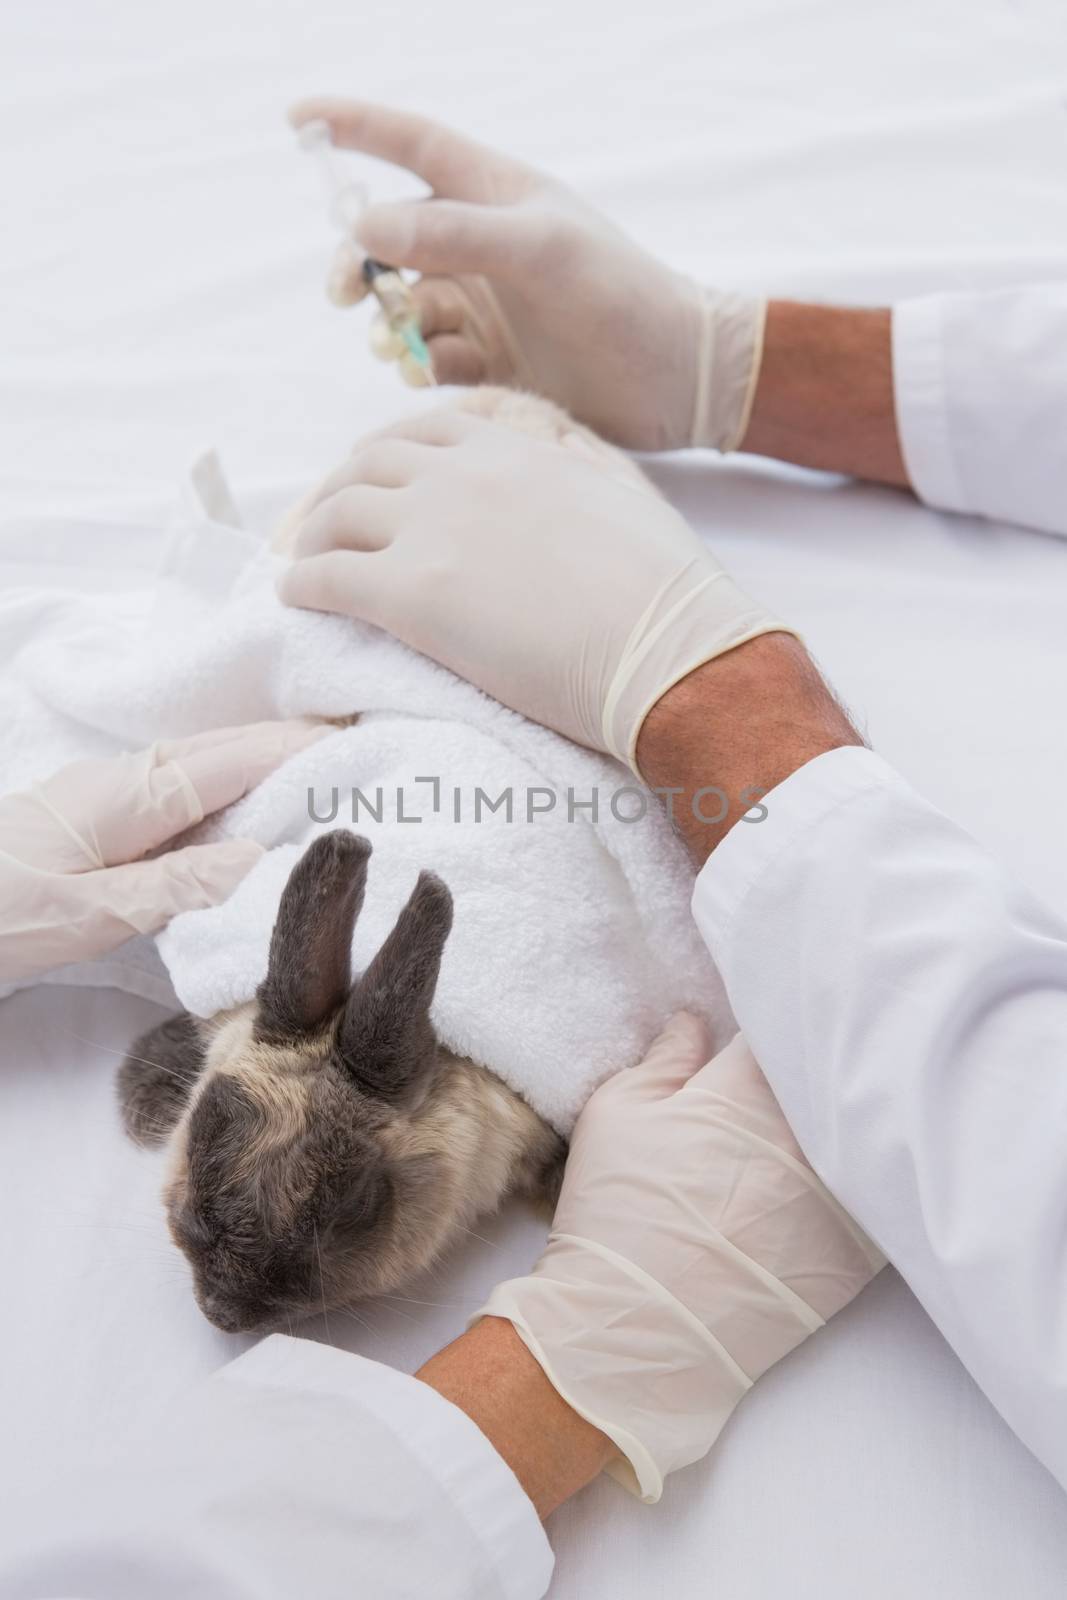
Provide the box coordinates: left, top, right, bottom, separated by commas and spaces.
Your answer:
2, 1, 1067, 1594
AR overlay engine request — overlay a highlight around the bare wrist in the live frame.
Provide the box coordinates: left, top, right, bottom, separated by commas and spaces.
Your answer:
636, 633, 863, 863
417, 1317, 616, 1520
740, 301, 909, 486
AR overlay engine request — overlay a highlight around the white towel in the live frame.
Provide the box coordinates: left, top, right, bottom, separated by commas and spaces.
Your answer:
2, 445, 730, 1133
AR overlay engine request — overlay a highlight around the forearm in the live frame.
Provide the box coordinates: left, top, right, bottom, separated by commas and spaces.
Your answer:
418, 1316, 617, 1519
739, 289, 1067, 538
635, 633, 864, 859
739, 301, 909, 487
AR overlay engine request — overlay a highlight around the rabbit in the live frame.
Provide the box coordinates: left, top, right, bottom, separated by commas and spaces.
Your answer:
119, 384, 652, 1333
118, 830, 565, 1334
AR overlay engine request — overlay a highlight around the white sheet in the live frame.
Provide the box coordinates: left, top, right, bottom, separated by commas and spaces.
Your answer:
3, 1, 1067, 1594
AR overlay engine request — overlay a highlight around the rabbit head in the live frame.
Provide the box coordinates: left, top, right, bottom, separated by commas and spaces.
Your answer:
118, 831, 563, 1334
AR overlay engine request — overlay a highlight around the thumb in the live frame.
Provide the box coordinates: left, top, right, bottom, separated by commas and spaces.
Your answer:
326, 237, 373, 309
612, 1011, 715, 1104
357, 198, 531, 278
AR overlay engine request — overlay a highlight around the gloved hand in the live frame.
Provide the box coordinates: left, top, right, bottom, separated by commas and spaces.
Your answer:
0, 721, 327, 983
289, 99, 765, 453
278, 408, 788, 769
481, 1016, 885, 1502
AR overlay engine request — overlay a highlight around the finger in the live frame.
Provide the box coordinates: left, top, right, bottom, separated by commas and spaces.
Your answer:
357, 198, 536, 277
279, 466, 361, 539
277, 548, 397, 631
152, 720, 325, 773
20, 723, 327, 875
293, 484, 402, 559
355, 406, 474, 450
98, 722, 329, 862
424, 334, 487, 388
318, 405, 473, 468
327, 238, 372, 308
157, 720, 333, 823
91, 839, 266, 936
310, 442, 434, 515
288, 98, 531, 199
410, 277, 468, 340
370, 284, 466, 362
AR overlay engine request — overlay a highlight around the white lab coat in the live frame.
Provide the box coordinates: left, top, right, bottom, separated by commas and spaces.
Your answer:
0, 284, 1064, 1599
892, 285, 1066, 539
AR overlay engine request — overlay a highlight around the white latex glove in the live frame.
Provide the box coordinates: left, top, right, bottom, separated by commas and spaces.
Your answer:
278, 408, 788, 769
0, 721, 327, 983
481, 1016, 885, 1502
289, 99, 765, 453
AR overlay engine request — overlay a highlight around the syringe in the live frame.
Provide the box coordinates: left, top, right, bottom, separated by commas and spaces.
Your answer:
297, 118, 435, 386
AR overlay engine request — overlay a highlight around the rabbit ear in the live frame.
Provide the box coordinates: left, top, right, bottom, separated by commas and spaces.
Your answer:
256, 831, 371, 1041
118, 1011, 207, 1146
339, 870, 453, 1101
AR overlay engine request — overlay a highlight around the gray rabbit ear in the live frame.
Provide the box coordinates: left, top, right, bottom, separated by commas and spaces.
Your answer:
339, 871, 453, 1102
256, 831, 371, 1042
117, 1011, 207, 1146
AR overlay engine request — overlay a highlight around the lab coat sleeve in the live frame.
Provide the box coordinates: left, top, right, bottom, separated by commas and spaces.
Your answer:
692, 746, 1067, 1492
892, 284, 1067, 538
0, 1335, 553, 1600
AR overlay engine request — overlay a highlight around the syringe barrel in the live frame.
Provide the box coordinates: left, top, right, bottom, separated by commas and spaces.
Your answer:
328, 184, 368, 234
299, 119, 368, 233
